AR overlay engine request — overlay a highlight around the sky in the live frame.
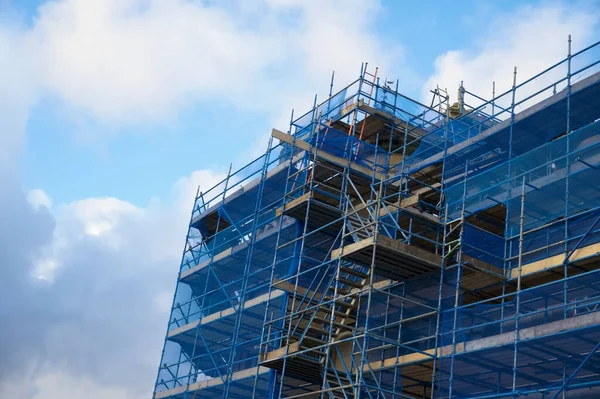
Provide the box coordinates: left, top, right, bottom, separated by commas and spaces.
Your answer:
0, 0, 599, 398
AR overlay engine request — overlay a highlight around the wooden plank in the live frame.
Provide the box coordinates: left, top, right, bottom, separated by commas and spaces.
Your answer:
180, 246, 234, 280
331, 236, 376, 260
400, 194, 420, 208
276, 192, 311, 217
262, 341, 301, 361
400, 206, 441, 225
275, 191, 342, 232
273, 278, 327, 301
357, 102, 404, 125
377, 235, 442, 267
331, 235, 442, 269
399, 182, 442, 208
511, 241, 600, 280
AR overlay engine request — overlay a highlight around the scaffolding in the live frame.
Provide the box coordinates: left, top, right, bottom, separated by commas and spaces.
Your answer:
153, 38, 600, 398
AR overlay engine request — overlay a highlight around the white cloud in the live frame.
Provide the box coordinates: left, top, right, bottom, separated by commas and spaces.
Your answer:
31, 373, 148, 399
62, 197, 142, 238
24, 0, 397, 129
27, 188, 53, 209
0, 167, 224, 398
36, 168, 225, 280
31, 0, 277, 123
423, 4, 600, 111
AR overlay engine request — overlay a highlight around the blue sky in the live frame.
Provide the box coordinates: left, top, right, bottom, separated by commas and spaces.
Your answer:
0, 1, 599, 398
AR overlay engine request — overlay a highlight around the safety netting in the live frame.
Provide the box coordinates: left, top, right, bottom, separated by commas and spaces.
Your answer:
436, 268, 600, 399
462, 223, 505, 269
309, 125, 390, 173
439, 57, 600, 193
370, 83, 423, 123
507, 207, 600, 267
403, 109, 500, 172
444, 119, 600, 237
441, 266, 600, 348
292, 87, 350, 136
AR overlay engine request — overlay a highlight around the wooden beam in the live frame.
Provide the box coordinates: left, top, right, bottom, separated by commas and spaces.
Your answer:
262, 341, 301, 361
276, 192, 311, 217
511, 241, 600, 280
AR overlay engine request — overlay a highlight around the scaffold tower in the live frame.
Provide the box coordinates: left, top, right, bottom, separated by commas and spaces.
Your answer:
153, 38, 600, 399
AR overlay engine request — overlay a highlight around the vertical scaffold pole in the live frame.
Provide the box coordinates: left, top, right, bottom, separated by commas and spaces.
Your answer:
347, 63, 366, 137
563, 35, 573, 322
503, 66, 518, 312
448, 162, 469, 398
492, 81, 496, 119
323, 119, 344, 396
358, 67, 378, 141
329, 71, 335, 99
512, 177, 526, 394
430, 83, 452, 397
430, 202, 450, 398
357, 181, 382, 398
389, 79, 400, 159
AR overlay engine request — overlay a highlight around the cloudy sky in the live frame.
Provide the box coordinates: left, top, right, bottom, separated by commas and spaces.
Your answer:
0, 0, 599, 398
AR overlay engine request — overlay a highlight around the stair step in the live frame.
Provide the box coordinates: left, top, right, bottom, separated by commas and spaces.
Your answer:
317, 294, 358, 310
304, 306, 353, 320
326, 374, 351, 383
326, 375, 355, 397
328, 286, 352, 296
326, 308, 355, 319
288, 304, 356, 321
337, 277, 364, 289
312, 315, 335, 325
347, 216, 373, 240
307, 325, 330, 336
333, 300, 357, 310
340, 266, 369, 279
352, 227, 370, 234
288, 296, 357, 312
313, 316, 356, 331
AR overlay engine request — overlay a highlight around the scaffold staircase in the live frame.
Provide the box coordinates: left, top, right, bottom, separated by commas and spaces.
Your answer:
261, 263, 370, 392
346, 212, 374, 242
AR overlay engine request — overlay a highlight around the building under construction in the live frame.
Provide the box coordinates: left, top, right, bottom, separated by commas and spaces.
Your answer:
153, 40, 600, 398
